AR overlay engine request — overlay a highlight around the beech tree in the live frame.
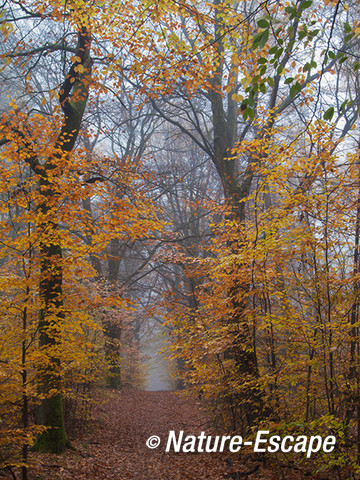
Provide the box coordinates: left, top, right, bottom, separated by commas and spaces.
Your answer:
0, 0, 219, 458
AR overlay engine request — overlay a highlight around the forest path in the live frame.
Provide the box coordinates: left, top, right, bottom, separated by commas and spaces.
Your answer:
31, 390, 251, 480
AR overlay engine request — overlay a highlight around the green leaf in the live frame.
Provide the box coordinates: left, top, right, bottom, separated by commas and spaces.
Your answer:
300, 0, 312, 9
285, 6, 296, 15
243, 106, 255, 121
252, 31, 264, 49
259, 28, 269, 48
340, 100, 348, 112
324, 107, 334, 121
290, 82, 301, 97
344, 22, 352, 33
247, 92, 255, 107
309, 28, 320, 38
284, 77, 294, 84
257, 18, 269, 28
340, 99, 352, 112
274, 47, 284, 59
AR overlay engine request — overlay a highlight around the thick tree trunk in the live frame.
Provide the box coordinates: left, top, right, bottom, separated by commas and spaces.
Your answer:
33, 27, 91, 453
34, 397, 66, 453
34, 219, 67, 452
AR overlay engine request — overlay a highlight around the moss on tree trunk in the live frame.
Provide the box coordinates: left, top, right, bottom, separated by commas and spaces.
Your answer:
33, 395, 67, 453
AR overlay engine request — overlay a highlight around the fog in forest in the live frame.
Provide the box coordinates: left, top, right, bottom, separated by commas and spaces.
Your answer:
141, 326, 176, 391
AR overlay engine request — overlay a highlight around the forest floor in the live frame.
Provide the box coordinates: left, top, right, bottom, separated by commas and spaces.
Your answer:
27, 390, 338, 480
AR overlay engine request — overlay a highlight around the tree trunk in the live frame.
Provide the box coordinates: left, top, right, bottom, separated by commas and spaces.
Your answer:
105, 237, 122, 389
209, 0, 264, 428
33, 27, 91, 453
34, 219, 67, 452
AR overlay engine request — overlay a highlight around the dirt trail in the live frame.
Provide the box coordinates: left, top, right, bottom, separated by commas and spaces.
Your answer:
29, 390, 348, 480
31, 390, 246, 480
